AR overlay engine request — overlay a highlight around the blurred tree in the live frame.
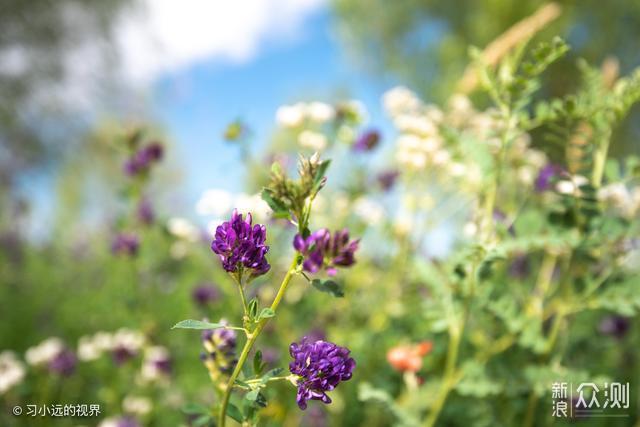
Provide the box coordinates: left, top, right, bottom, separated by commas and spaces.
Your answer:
333, 0, 640, 156
0, 0, 134, 194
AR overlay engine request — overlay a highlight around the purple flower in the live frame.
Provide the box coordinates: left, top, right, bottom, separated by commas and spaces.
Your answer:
123, 143, 164, 176
112, 346, 137, 365
535, 164, 563, 192
48, 349, 77, 376
289, 338, 355, 410
191, 283, 220, 306
293, 229, 359, 275
201, 320, 237, 375
599, 315, 630, 339
211, 210, 270, 277
111, 233, 139, 256
508, 255, 530, 279
137, 198, 154, 225
116, 417, 140, 427
353, 129, 381, 152
377, 170, 399, 192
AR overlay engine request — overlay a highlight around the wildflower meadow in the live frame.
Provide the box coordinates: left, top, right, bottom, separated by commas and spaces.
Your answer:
1, 2, 640, 427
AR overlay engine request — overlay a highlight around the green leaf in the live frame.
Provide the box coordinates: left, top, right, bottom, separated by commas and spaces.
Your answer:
253, 350, 265, 376
313, 159, 331, 188
311, 279, 344, 297
226, 403, 243, 423
172, 319, 225, 330
248, 298, 259, 320
192, 414, 212, 427
261, 188, 288, 215
245, 388, 260, 402
181, 402, 210, 415
257, 308, 275, 320
260, 367, 284, 384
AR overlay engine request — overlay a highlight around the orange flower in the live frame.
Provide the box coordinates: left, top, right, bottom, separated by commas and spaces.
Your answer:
386, 341, 433, 373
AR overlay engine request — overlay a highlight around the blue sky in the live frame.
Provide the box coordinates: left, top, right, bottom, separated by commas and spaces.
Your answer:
150, 8, 393, 208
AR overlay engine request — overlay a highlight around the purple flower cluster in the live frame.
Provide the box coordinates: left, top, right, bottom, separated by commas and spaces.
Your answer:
211, 210, 270, 277
191, 283, 220, 307
136, 198, 155, 225
353, 129, 381, 152
377, 170, 399, 192
124, 143, 164, 176
201, 322, 237, 375
111, 233, 139, 256
535, 164, 563, 192
289, 338, 355, 410
49, 349, 77, 376
599, 315, 630, 339
293, 229, 359, 275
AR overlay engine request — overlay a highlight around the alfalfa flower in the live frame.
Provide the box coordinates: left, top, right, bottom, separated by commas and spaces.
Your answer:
201, 320, 237, 379
123, 143, 164, 176
211, 210, 270, 278
289, 338, 355, 410
48, 349, 77, 376
111, 233, 139, 256
353, 129, 381, 152
386, 341, 433, 373
293, 229, 359, 275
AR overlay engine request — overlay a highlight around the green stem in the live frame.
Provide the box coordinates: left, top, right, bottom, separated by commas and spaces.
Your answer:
591, 137, 611, 188
423, 328, 462, 427
218, 256, 299, 427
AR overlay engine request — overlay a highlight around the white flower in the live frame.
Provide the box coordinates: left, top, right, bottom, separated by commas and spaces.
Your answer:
449, 94, 473, 113
449, 162, 467, 177
123, 395, 152, 415
77, 336, 102, 361
25, 337, 64, 366
383, 86, 422, 117
298, 130, 328, 151
167, 217, 200, 242
556, 175, 588, 195
276, 103, 306, 128
354, 197, 385, 225
234, 193, 271, 222
394, 115, 437, 136
112, 329, 145, 353
196, 189, 233, 217
140, 346, 171, 383
307, 102, 335, 123
463, 222, 478, 238
98, 417, 120, 427
517, 166, 536, 185
0, 351, 25, 394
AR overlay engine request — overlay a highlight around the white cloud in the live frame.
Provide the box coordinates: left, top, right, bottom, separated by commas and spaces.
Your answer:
116, 0, 327, 84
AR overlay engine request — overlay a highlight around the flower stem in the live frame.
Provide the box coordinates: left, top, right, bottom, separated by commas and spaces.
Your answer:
218, 256, 299, 427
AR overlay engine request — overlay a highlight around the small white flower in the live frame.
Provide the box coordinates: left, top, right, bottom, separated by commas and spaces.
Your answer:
276, 103, 306, 128
449, 162, 467, 177
307, 102, 335, 123
354, 197, 385, 225
298, 130, 328, 151
196, 189, 233, 217
123, 395, 152, 416
112, 329, 145, 353
25, 337, 64, 366
167, 217, 200, 242
383, 86, 422, 117
77, 336, 102, 361
394, 115, 437, 136
234, 193, 271, 222
0, 351, 25, 394
463, 222, 478, 238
